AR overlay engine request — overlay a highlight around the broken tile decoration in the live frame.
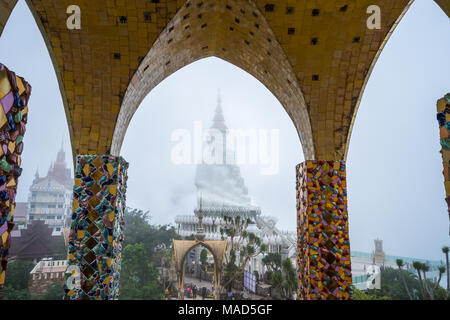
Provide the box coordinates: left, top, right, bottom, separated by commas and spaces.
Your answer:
296, 160, 352, 300
63, 155, 128, 300
436, 93, 450, 233
0, 63, 31, 299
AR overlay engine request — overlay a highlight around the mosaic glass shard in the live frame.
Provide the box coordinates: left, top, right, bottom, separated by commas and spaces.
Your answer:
63, 154, 128, 300
436, 93, 450, 234
296, 160, 353, 300
0, 63, 31, 299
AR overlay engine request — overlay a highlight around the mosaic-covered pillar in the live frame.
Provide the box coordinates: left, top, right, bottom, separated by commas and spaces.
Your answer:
436, 93, 450, 235
64, 155, 128, 300
296, 160, 352, 300
0, 64, 31, 299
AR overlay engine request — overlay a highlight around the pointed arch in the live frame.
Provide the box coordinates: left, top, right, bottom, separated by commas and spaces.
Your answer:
111, 0, 314, 159
0, 0, 18, 37
435, 0, 450, 18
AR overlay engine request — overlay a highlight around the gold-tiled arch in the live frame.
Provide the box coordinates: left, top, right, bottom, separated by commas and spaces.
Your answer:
0, 0, 432, 161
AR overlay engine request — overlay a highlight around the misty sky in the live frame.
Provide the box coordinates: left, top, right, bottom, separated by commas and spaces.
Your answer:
0, 0, 449, 261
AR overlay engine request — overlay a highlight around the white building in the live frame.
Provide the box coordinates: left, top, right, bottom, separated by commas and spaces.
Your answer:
30, 258, 68, 280
174, 96, 296, 279
350, 240, 446, 290
28, 258, 68, 298
27, 145, 73, 235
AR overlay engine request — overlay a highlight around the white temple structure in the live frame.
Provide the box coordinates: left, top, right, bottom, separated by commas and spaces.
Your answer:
174, 95, 296, 278
26, 144, 73, 235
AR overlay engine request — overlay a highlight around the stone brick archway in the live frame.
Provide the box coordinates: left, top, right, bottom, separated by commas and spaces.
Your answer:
3, 0, 446, 300
173, 239, 227, 300
1, 0, 427, 160
110, 0, 314, 159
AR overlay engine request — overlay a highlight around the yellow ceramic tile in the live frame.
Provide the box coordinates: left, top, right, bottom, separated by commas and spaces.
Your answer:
0, 69, 11, 98
15, 75, 25, 94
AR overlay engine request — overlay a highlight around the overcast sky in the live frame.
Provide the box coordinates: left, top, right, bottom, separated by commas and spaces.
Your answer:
0, 0, 449, 261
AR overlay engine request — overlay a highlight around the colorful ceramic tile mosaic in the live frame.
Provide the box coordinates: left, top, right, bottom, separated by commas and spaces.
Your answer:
436, 93, 450, 232
0, 63, 31, 299
64, 155, 128, 300
296, 160, 352, 300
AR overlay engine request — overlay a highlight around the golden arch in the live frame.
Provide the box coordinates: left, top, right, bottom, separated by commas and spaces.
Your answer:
110, 0, 313, 158
173, 239, 227, 300
0, 0, 432, 161
1, 0, 448, 301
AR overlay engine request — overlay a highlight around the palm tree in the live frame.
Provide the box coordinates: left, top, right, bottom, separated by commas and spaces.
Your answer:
270, 272, 283, 298
281, 258, 298, 300
421, 264, 434, 300
442, 246, 449, 294
434, 266, 446, 291
413, 261, 425, 299
396, 259, 412, 300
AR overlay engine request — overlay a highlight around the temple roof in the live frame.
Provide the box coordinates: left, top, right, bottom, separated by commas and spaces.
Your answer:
32, 145, 73, 190
9, 220, 62, 261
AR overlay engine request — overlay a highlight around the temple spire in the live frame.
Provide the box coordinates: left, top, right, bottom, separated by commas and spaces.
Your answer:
56, 139, 65, 163
196, 193, 205, 241
34, 166, 39, 182
211, 90, 227, 132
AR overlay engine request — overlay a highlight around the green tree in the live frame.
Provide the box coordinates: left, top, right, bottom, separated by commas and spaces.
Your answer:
119, 243, 163, 300
262, 253, 282, 273
120, 207, 183, 300
434, 266, 447, 297
270, 272, 283, 297
253, 270, 260, 283
2, 259, 35, 300
396, 259, 412, 300
434, 285, 450, 300
2, 287, 29, 300
442, 246, 449, 294
413, 261, 426, 299
352, 287, 389, 300
123, 208, 180, 264
43, 283, 64, 300
362, 265, 447, 300
264, 257, 297, 300
220, 215, 266, 292
281, 258, 298, 299
421, 264, 434, 300
200, 248, 208, 271
363, 267, 421, 300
